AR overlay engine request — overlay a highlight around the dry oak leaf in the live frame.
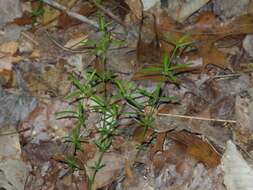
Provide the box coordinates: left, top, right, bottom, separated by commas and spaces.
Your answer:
168, 131, 221, 168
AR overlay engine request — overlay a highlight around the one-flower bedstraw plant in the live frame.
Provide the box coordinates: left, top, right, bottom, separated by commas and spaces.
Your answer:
56, 14, 126, 190
56, 14, 189, 190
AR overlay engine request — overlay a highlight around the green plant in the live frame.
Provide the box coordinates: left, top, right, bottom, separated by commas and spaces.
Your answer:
114, 79, 176, 143
56, 15, 124, 190
56, 11, 185, 190
31, 0, 44, 24
140, 35, 193, 83
64, 156, 83, 172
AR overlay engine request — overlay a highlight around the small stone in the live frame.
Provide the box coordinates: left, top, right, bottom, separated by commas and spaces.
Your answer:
18, 41, 33, 54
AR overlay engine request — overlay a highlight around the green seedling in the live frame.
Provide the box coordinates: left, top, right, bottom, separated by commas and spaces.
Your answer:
114, 79, 175, 142
140, 35, 193, 83
56, 101, 86, 127
31, 0, 44, 24
81, 15, 124, 190
55, 7, 184, 190
64, 156, 82, 172
65, 70, 98, 100
64, 126, 82, 151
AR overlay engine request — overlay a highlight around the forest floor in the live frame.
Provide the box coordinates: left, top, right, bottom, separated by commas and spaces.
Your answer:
0, 0, 253, 190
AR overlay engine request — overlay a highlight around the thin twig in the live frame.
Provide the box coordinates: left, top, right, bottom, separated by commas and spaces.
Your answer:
157, 112, 237, 123
212, 73, 241, 80
46, 30, 130, 53
21, 32, 39, 46
0, 127, 31, 136
41, 0, 99, 28
45, 30, 91, 53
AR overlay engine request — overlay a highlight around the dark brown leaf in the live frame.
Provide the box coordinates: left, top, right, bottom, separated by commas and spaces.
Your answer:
168, 131, 221, 168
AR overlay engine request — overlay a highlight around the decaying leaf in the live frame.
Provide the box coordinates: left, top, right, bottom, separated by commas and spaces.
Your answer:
137, 13, 160, 65
58, 2, 96, 29
168, 131, 221, 168
132, 127, 154, 143
42, 0, 77, 26
198, 41, 228, 68
192, 11, 217, 29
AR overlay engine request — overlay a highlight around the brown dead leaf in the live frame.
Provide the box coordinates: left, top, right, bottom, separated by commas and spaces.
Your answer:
199, 42, 228, 68
216, 14, 253, 36
42, 0, 77, 26
58, 2, 96, 29
155, 11, 253, 69
125, 159, 134, 180
168, 131, 221, 168
118, 0, 131, 20
137, 13, 160, 65
157, 13, 182, 54
132, 127, 154, 143
150, 132, 166, 158
13, 14, 33, 26
193, 11, 217, 29
187, 14, 253, 42
152, 142, 188, 173
187, 14, 253, 68
76, 143, 96, 163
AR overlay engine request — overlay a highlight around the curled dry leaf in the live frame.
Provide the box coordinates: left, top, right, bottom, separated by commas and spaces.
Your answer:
168, 131, 221, 168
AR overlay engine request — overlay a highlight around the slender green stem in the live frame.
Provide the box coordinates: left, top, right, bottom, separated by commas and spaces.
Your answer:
89, 27, 111, 190
88, 150, 105, 190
